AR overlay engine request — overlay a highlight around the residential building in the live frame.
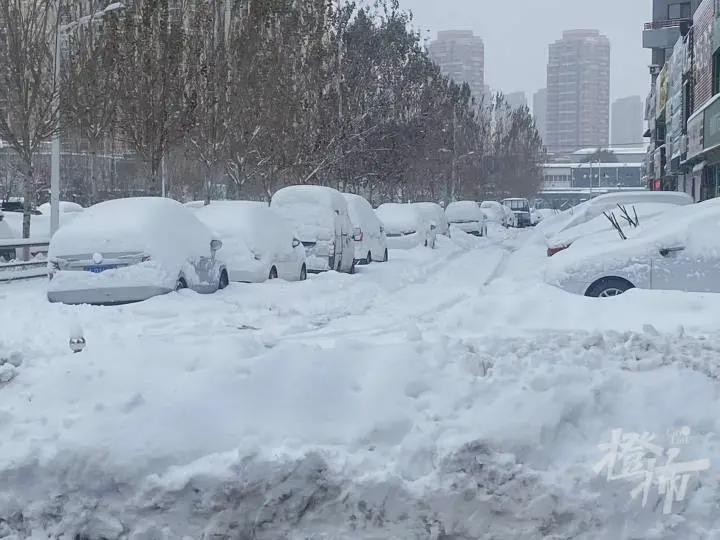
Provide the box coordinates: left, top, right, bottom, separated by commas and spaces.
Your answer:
612, 96, 644, 146
505, 91, 527, 109
533, 88, 547, 141
545, 30, 611, 154
429, 30, 485, 103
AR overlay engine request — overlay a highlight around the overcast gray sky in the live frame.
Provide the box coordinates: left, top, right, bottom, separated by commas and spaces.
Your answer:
399, 0, 651, 106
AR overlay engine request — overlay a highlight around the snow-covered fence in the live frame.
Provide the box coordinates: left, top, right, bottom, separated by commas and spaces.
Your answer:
0, 238, 50, 281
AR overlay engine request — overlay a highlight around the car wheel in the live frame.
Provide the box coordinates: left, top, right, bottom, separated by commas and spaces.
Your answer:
585, 277, 635, 298
349, 260, 356, 275
175, 277, 187, 291
424, 239, 428, 247
269, 266, 278, 280
299, 264, 307, 281
382, 249, 388, 262
218, 270, 229, 290
366, 251, 372, 264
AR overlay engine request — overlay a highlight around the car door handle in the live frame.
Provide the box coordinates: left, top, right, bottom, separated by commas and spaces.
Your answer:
659, 247, 685, 257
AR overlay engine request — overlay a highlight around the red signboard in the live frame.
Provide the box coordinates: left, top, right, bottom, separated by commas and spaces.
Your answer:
654, 179, 662, 191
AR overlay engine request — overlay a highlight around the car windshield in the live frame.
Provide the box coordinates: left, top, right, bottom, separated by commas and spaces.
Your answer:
2, 1, 715, 537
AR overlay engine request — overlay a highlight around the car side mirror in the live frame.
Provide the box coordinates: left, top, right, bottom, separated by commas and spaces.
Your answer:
379, 225, 385, 233
210, 239, 223, 252
292, 238, 301, 248
430, 223, 437, 231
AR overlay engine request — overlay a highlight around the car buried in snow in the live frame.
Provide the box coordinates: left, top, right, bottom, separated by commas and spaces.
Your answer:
271, 185, 355, 274
545, 198, 720, 297
375, 203, 437, 249
413, 202, 450, 236
445, 201, 488, 237
343, 193, 388, 265
47, 197, 228, 305
192, 201, 307, 282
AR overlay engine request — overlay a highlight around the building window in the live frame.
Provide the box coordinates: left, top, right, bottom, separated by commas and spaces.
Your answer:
668, 2, 691, 19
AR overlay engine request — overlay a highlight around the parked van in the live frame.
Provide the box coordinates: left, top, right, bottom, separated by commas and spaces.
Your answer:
271, 185, 355, 273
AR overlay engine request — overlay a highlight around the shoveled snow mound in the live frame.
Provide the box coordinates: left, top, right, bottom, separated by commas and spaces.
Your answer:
0, 328, 718, 538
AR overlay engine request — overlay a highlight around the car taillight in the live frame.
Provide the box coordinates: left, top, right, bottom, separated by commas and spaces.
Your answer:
353, 230, 363, 241
547, 245, 570, 257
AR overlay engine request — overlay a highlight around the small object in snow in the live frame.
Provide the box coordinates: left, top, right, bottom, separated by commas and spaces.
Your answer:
69, 316, 86, 353
70, 336, 86, 354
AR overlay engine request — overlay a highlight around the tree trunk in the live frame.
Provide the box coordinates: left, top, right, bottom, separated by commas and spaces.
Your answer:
89, 146, 96, 204
22, 158, 34, 260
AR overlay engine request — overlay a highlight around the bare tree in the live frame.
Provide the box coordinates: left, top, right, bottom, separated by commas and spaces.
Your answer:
0, 0, 58, 238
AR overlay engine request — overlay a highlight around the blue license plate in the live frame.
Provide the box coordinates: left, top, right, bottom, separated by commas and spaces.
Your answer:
84, 265, 118, 273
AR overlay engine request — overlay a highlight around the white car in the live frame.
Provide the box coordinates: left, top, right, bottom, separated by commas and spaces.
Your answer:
445, 201, 488, 237
343, 193, 388, 264
413, 202, 450, 235
271, 185, 355, 274
502, 198, 532, 228
546, 202, 688, 257
47, 197, 228, 305
193, 201, 307, 282
375, 203, 437, 249
480, 201, 510, 227
546, 199, 720, 297
0, 213, 15, 262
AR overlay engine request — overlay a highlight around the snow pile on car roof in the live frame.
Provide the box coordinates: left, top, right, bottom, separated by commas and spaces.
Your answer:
48, 197, 212, 267
375, 203, 420, 232
38, 201, 84, 214
446, 201, 483, 222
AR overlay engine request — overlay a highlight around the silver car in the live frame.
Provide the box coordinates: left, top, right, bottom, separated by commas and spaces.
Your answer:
546, 199, 720, 297
47, 197, 228, 305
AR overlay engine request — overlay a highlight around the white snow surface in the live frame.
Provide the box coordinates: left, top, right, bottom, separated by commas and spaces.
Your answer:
1, 225, 720, 538
445, 201, 483, 223
374, 203, 421, 233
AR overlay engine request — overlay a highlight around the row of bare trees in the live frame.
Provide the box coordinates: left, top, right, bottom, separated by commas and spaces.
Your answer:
0, 0, 545, 237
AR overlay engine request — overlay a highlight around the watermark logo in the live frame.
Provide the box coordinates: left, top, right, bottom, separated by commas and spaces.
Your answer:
593, 427, 710, 515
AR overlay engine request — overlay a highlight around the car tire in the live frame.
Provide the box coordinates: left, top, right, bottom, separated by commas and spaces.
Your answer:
349, 260, 356, 275
299, 264, 307, 281
366, 251, 372, 264
218, 270, 229, 290
269, 266, 278, 280
585, 277, 635, 298
382, 249, 388, 262
175, 277, 187, 291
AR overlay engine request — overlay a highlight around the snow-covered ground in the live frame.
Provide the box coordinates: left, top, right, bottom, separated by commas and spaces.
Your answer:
1, 225, 720, 539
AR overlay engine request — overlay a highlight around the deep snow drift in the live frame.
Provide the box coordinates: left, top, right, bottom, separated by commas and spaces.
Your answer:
1, 226, 719, 539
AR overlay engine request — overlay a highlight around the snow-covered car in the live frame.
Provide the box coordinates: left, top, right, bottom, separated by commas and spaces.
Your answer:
446, 201, 488, 237
546, 199, 720, 297
343, 193, 388, 264
546, 202, 687, 257
47, 197, 228, 305
271, 185, 355, 273
502, 198, 532, 227
375, 203, 437, 249
38, 201, 84, 215
193, 201, 307, 282
540, 191, 693, 238
480, 201, 510, 227
413, 202, 450, 235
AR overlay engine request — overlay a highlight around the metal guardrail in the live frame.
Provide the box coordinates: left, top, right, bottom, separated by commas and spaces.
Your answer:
0, 238, 50, 282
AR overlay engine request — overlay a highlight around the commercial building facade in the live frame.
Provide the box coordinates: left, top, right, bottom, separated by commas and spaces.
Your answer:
545, 30, 611, 154
428, 30, 485, 104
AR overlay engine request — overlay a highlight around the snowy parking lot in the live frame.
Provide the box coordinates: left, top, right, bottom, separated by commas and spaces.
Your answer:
2, 226, 720, 539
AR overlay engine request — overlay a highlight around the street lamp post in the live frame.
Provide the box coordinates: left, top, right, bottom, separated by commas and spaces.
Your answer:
50, 2, 125, 236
